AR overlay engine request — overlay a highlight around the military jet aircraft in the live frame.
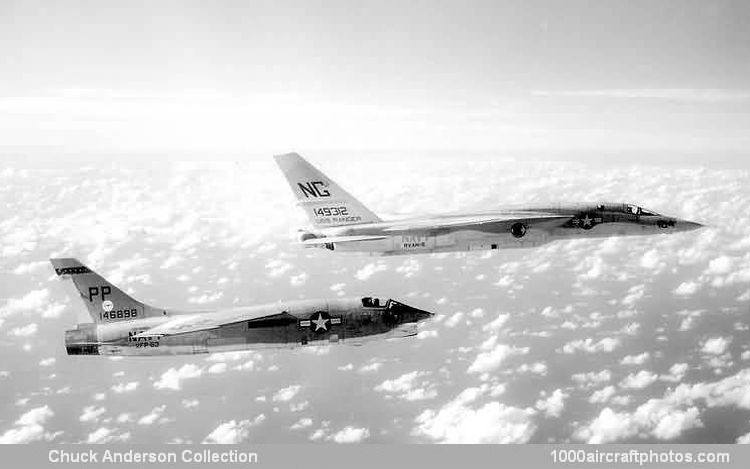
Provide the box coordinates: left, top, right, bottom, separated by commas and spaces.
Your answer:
51, 258, 433, 357
274, 153, 703, 256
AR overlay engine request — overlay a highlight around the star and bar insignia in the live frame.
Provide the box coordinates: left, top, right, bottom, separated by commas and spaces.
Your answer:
298, 311, 342, 333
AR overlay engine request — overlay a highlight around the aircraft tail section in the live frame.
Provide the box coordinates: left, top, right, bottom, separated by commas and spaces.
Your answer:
50, 258, 166, 324
274, 152, 381, 228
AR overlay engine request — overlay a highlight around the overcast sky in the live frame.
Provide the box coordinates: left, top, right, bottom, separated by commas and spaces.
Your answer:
1, 0, 748, 159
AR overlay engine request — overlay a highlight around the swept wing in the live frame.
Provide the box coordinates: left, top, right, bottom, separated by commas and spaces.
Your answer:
132, 308, 296, 338
381, 212, 573, 233
301, 234, 388, 246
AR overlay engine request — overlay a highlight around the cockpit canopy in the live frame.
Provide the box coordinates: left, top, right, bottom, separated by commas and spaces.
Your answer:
596, 203, 660, 216
362, 296, 386, 308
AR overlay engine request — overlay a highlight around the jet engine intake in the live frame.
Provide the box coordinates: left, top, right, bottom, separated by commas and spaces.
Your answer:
511, 222, 527, 238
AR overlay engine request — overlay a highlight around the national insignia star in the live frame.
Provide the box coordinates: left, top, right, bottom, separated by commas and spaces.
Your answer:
312, 313, 329, 331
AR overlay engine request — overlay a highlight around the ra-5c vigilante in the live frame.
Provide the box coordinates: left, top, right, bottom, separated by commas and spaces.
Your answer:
274, 153, 703, 256
52, 258, 433, 357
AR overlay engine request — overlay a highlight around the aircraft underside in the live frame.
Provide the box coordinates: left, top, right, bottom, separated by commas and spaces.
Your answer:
329, 223, 666, 255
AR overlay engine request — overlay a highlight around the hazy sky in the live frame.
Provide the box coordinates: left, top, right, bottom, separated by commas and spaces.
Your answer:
1, 0, 749, 157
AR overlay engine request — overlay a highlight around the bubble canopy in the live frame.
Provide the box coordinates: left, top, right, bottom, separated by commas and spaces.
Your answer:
596, 203, 660, 216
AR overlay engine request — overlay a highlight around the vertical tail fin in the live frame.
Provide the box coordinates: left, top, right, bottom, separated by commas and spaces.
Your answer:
273, 152, 381, 228
50, 258, 166, 323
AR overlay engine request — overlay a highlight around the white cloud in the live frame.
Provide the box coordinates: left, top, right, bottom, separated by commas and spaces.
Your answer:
467, 342, 529, 374
535, 389, 568, 418
0, 406, 57, 443
701, 337, 731, 355
574, 404, 701, 444
79, 406, 106, 423
395, 259, 421, 278
417, 329, 439, 340
620, 352, 650, 366
208, 363, 228, 374
572, 370, 612, 388
414, 387, 536, 443
111, 381, 139, 394
12, 261, 48, 275
203, 415, 265, 443
639, 249, 662, 270
621, 284, 645, 306
328, 426, 370, 443
375, 371, 437, 401
265, 259, 292, 278
355, 262, 387, 281
42, 303, 66, 319
589, 385, 617, 404
358, 362, 383, 374
154, 364, 203, 391
661, 363, 689, 383
182, 399, 200, 409
482, 313, 509, 331
8, 323, 38, 337
707, 256, 734, 275
86, 427, 130, 444
516, 362, 548, 376
0, 289, 49, 318
187, 292, 223, 304
329, 283, 346, 295
470, 308, 485, 318
291, 418, 313, 430
206, 351, 256, 363
560, 337, 620, 354
620, 370, 659, 390
39, 357, 56, 367
137, 405, 166, 426
272, 384, 301, 402
290, 272, 308, 286
576, 367, 750, 443
443, 312, 465, 328
290, 401, 309, 412
674, 281, 700, 296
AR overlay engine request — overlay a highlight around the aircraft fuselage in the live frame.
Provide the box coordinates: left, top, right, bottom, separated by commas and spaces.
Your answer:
64, 297, 433, 356
303, 203, 702, 256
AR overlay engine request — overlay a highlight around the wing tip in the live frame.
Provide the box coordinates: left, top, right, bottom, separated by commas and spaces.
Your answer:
273, 152, 302, 161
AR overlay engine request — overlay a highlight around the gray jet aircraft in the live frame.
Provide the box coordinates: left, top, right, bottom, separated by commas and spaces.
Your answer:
274, 153, 703, 255
52, 258, 433, 357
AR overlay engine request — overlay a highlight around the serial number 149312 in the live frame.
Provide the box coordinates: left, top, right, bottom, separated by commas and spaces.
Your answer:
313, 206, 349, 217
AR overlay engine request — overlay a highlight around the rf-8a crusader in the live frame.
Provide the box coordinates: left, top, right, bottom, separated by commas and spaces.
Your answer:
274, 153, 703, 256
52, 258, 433, 357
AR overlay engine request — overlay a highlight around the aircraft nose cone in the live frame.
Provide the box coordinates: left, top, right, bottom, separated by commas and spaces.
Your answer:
388, 300, 435, 323
403, 303, 435, 322
413, 306, 435, 322
679, 220, 704, 232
